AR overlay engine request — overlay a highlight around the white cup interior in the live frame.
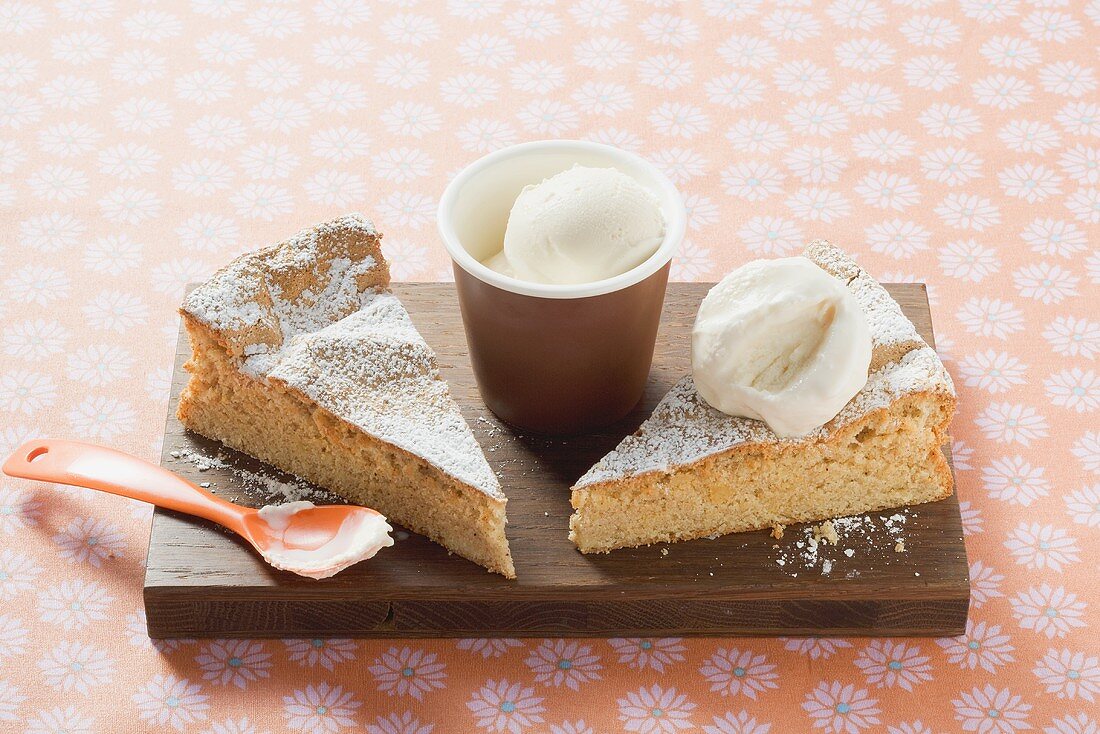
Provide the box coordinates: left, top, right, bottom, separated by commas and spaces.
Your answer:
438, 140, 686, 299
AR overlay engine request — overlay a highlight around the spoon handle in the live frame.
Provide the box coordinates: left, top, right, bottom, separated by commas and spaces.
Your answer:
2, 439, 246, 531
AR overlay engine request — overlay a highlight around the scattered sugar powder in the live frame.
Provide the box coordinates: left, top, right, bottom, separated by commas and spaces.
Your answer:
770, 508, 914, 577
166, 448, 333, 506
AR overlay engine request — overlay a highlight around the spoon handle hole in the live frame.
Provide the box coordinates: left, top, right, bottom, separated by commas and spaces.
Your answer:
26, 446, 48, 463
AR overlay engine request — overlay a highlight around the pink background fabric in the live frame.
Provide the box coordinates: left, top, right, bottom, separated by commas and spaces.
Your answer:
1, 0, 1098, 732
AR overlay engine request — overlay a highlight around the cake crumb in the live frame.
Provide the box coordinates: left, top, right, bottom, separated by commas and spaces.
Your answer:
844, 548, 855, 558
894, 540, 906, 553
199, 482, 211, 488
813, 520, 839, 546
822, 559, 832, 575
770, 524, 785, 540
660, 548, 669, 557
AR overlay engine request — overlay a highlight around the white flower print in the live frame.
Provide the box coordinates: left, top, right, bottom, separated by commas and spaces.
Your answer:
1065, 188, 1100, 224
899, 14, 961, 47
618, 684, 695, 733
1060, 144, 1100, 185
1021, 10, 1081, 42
919, 104, 982, 139
99, 186, 160, 224
717, 34, 777, 68
959, 500, 983, 535
250, 98, 312, 133
374, 53, 430, 90
365, 712, 433, 734
0, 2, 45, 34
0, 483, 42, 532
314, 0, 372, 27
960, 0, 1019, 22
980, 36, 1041, 69
785, 101, 848, 136
835, 38, 895, 72
175, 69, 236, 105
457, 34, 516, 69
671, 239, 714, 280
960, 351, 1028, 394
381, 101, 443, 139
952, 441, 975, 472
982, 455, 1049, 505
839, 82, 901, 118
786, 187, 852, 223
380, 13, 442, 45
1043, 316, 1099, 360
313, 36, 372, 70
27, 164, 89, 202
441, 73, 500, 109
1014, 262, 1079, 304
952, 685, 1031, 732
1065, 484, 1099, 527
0, 367, 56, 415
1045, 369, 1098, 412
376, 192, 435, 230
172, 160, 234, 196
921, 147, 982, 186
372, 148, 433, 184
245, 5, 303, 38
456, 119, 518, 154
133, 674, 209, 732
726, 118, 788, 153
38, 578, 113, 628
524, 640, 602, 690
310, 127, 371, 163
783, 639, 853, 661
245, 57, 302, 92
467, 679, 546, 733
41, 76, 101, 111
187, 115, 245, 151
938, 240, 999, 282
0, 613, 28, 660
903, 55, 959, 91
307, 80, 367, 114
785, 146, 847, 184
177, 214, 238, 253
1071, 432, 1100, 474
0, 680, 25, 722
82, 290, 149, 333
0, 548, 41, 600
37, 122, 102, 157
304, 171, 367, 207
195, 31, 255, 65
1040, 61, 1096, 98
1044, 713, 1098, 734
238, 143, 298, 180
802, 681, 881, 733
699, 648, 779, 699
935, 193, 1000, 230
761, 10, 822, 42
608, 638, 686, 672
639, 13, 700, 47
1010, 584, 1088, 639
1021, 218, 1086, 258
975, 402, 1048, 445
573, 35, 633, 70
854, 171, 920, 211
773, 60, 831, 96
122, 10, 183, 41
969, 560, 1006, 608
51, 31, 111, 65
721, 161, 785, 201
369, 647, 446, 700
638, 55, 694, 90
230, 183, 293, 221
53, 515, 126, 566
0, 140, 26, 174
684, 194, 720, 231
827, 0, 887, 29
195, 640, 271, 689
1034, 649, 1099, 702
510, 61, 566, 95
854, 641, 932, 691
503, 8, 563, 40
282, 682, 359, 732
649, 102, 710, 139
701, 710, 771, 734
2, 319, 68, 360
38, 640, 114, 695
1005, 522, 1080, 571
852, 129, 916, 163
98, 143, 161, 180
5, 265, 69, 305
999, 164, 1062, 203
456, 638, 523, 659
23, 706, 94, 734
973, 74, 1035, 112
570, 0, 628, 28
737, 217, 804, 256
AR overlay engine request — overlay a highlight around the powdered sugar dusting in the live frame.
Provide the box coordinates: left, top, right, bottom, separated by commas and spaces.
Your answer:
575, 347, 953, 486
575, 242, 954, 488
771, 509, 914, 577
180, 214, 502, 501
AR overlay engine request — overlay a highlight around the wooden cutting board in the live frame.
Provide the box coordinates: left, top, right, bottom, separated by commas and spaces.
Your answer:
144, 283, 968, 638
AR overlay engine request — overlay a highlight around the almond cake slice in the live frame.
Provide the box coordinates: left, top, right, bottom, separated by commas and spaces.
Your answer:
568, 241, 956, 554
178, 214, 515, 577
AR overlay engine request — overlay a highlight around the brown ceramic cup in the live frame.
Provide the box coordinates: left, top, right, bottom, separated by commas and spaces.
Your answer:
438, 140, 686, 435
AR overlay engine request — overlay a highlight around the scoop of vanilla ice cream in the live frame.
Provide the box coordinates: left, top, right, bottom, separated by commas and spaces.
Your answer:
487, 166, 665, 285
691, 257, 872, 437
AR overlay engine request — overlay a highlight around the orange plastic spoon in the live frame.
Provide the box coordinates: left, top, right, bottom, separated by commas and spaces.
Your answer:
2, 439, 393, 579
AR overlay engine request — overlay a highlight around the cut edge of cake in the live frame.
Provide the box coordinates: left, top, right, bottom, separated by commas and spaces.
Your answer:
178, 214, 515, 578
568, 241, 956, 554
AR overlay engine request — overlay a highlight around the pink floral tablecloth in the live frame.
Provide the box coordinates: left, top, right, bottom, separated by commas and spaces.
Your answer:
1, 0, 1098, 732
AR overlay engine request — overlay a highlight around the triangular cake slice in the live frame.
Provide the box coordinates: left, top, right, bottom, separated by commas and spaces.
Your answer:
179, 214, 515, 577
569, 241, 956, 554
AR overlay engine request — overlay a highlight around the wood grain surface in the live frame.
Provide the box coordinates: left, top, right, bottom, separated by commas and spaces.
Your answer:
144, 283, 969, 638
